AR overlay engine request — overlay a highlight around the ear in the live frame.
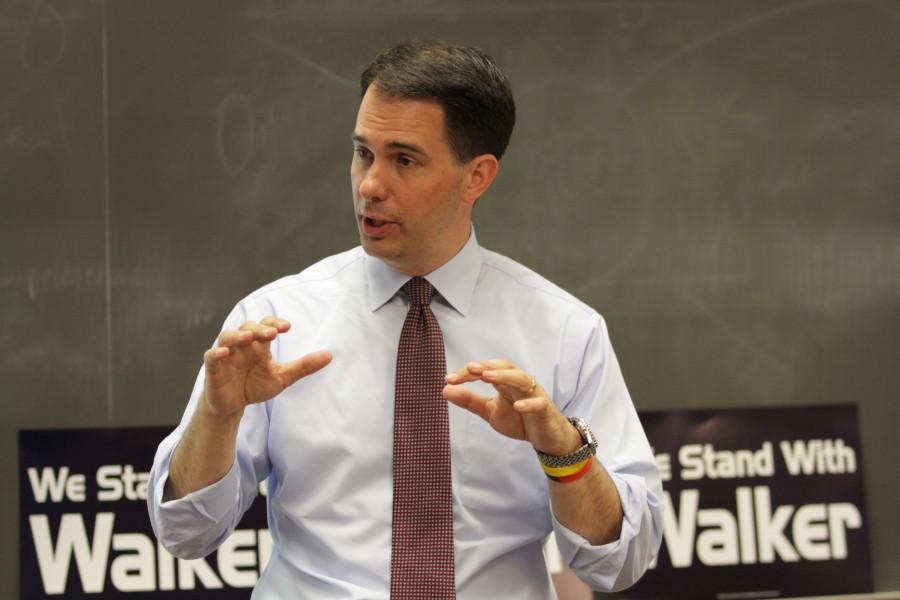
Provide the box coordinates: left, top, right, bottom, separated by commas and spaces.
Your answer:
461, 154, 500, 206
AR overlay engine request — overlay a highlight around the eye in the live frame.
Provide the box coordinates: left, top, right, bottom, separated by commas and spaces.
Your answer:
397, 155, 415, 167
354, 147, 372, 161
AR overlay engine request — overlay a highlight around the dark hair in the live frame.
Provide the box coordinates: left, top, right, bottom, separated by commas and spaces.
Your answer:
360, 40, 516, 164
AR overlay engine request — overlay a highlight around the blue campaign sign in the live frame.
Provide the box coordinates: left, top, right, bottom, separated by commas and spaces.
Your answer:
18, 405, 873, 599
18, 427, 269, 598
624, 404, 873, 600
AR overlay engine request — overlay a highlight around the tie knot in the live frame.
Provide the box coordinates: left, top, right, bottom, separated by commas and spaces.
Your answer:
403, 276, 435, 307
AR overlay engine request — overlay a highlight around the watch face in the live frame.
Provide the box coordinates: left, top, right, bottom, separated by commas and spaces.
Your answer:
571, 418, 598, 453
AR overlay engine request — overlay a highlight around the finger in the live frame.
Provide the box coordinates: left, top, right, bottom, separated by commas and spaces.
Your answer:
204, 346, 230, 363
445, 358, 520, 384
478, 358, 518, 371
443, 384, 493, 421
482, 369, 540, 395
512, 395, 555, 415
260, 316, 292, 333
445, 362, 487, 384
239, 320, 279, 341
278, 350, 333, 387
217, 329, 253, 348
492, 382, 526, 403
203, 346, 231, 373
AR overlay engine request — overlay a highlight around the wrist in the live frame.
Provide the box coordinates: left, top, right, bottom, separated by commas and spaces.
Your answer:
196, 393, 244, 429
544, 456, 594, 483
534, 420, 583, 456
535, 417, 598, 479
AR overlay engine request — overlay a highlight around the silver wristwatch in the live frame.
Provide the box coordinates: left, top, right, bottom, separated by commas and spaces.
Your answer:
536, 417, 598, 468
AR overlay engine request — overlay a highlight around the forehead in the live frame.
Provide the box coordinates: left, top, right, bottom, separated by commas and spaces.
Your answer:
354, 87, 449, 151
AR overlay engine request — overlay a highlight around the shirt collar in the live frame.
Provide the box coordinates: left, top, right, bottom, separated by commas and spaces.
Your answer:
364, 228, 482, 317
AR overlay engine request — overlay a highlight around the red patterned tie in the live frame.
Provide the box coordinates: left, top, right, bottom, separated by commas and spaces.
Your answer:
390, 276, 456, 599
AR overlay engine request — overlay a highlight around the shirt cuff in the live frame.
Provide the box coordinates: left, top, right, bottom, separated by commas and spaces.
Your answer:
551, 472, 650, 591
150, 450, 241, 552
161, 460, 240, 518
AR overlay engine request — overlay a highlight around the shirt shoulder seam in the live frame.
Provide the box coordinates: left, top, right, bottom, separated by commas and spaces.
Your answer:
480, 253, 599, 319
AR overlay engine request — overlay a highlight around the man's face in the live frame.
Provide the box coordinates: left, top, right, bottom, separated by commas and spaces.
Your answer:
351, 86, 474, 276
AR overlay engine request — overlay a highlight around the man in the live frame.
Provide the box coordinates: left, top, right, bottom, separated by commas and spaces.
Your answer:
149, 41, 662, 599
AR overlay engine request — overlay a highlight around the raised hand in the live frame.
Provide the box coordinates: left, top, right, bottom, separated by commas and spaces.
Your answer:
201, 316, 332, 419
444, 359, 624, 545
443, 359, 581, 456
165, 316, 331, 501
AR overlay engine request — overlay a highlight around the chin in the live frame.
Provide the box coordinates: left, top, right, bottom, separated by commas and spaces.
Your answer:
360, 236, 391, 257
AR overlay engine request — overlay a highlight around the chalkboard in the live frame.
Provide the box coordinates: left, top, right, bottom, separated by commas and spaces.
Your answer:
3, 1, 898, 597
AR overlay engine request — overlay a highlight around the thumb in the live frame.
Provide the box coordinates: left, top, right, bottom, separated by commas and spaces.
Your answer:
278, 350, 333, 388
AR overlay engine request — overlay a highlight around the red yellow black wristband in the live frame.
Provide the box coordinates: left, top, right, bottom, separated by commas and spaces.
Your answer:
544, 457, 593, 483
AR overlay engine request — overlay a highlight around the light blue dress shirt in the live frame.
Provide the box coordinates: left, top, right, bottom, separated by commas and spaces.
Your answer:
148, 231, 663, 599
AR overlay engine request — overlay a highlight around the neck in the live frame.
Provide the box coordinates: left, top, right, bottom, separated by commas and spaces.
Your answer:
395, 227, 472, 276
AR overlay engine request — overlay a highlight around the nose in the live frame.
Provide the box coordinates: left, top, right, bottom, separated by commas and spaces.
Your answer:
357, 160, 387, 202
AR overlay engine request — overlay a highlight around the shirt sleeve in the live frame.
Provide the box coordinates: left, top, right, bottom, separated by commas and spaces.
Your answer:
147, 303, 273, 559
552, 314, 664, 591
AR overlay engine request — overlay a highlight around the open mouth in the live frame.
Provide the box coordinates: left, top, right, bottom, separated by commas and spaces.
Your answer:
361, 216, 397, 237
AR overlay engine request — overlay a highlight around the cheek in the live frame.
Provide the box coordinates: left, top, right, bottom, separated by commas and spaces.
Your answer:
350, 170, 362, 199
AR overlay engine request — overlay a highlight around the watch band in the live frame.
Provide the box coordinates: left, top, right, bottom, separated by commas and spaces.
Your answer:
536, 417, 598, 468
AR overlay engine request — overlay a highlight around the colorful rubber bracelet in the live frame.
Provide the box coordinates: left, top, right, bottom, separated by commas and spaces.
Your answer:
545, 457, 593, 483
541, 457, 591, 478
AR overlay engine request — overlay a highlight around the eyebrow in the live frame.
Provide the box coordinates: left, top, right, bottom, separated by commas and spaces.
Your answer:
352, 134, 427, 157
